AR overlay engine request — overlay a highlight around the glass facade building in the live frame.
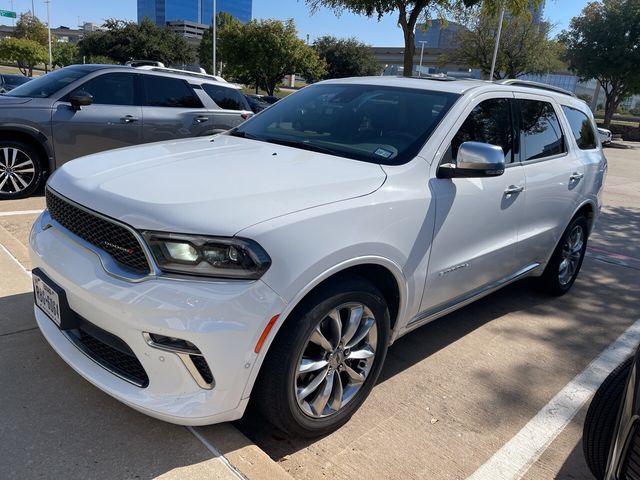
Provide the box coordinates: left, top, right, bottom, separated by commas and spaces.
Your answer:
138, 0, 252, 25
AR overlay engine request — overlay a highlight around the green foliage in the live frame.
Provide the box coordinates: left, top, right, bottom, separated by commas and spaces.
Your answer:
312, 36, 380, 80
442, 13, 563, 79
78, 18, 195, 65
560, 0, 640, 128
219, 19, 326, 95
0, 37, 47, 76
14, 12, 50, 47
305, 0, 543, 76
198, 12, 238, 74
52, 42, 79, 68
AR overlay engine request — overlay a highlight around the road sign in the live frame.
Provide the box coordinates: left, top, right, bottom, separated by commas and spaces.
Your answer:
0, 10, 16, 19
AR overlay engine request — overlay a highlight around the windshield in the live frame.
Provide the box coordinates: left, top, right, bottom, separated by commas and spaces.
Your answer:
231, 83, 459, 165
6, 66, 93, 98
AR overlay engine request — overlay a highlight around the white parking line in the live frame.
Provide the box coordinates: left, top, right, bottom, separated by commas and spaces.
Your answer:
468, 318, 640, 480
186, 426, 248, 480
0, 209, 43, 217
0, 241, 31, 278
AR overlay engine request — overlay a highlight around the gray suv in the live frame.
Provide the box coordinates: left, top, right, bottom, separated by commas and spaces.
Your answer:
0, 64, 252, 199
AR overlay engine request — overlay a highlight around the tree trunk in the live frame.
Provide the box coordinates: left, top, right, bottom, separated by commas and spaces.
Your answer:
403, 29, 416, 77
603, 96, 617, 129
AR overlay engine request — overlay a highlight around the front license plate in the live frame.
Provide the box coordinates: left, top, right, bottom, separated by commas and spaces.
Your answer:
33, 273, 62, 327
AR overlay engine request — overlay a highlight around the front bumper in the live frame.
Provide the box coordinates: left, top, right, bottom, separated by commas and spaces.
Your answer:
29, 211, 285, 425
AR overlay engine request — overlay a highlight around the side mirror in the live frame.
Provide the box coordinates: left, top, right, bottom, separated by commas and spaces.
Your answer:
438, 142, 506, 179
69, 91, 93, 111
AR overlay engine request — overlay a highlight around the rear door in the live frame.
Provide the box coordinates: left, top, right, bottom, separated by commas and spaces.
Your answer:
140, 74, 212, 143
513, 94, 585, 266
51, 72, 142, 163
200, 83, 252, 131
420, 93, 526, 314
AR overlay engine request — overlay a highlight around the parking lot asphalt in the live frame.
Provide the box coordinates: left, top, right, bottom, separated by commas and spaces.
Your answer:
0, 144, 638, 480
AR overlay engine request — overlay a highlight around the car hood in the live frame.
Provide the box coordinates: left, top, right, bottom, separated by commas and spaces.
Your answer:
49, 135, 387, 236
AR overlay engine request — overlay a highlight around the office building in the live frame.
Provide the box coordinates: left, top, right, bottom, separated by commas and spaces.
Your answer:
138, 0, 252, 26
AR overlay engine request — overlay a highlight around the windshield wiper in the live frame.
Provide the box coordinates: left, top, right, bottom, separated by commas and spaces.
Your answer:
262, 138, 337, 156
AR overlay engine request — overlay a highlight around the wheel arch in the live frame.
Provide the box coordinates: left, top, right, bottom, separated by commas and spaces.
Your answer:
241, 256, 408, 400
573, 200, 597, 233
0, 125, 54, 174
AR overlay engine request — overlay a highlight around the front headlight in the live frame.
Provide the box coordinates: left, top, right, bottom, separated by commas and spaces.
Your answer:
142, 232, 271, 280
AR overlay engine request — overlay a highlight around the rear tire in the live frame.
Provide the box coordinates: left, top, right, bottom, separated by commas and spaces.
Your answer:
253, 276, 390, 438
583, 356, 633, 479
537, 215, 589, 295
0, 140, 44, 200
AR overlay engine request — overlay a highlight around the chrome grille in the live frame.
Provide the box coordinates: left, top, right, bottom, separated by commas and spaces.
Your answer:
46, 188, 150, 274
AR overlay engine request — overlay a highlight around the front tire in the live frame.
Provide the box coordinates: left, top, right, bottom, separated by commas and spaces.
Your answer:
583, 356, 632, 479
537, 215, 589, 295
0, 140, 44, 200
254, 276, 390, 438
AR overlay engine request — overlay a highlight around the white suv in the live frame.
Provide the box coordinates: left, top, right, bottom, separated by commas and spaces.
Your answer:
29, 76, 607, 437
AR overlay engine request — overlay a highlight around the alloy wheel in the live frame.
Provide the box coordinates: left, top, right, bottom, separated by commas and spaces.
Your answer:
558, 224, 584, 285
295, 302, 378, 418
0, 147, 36, 195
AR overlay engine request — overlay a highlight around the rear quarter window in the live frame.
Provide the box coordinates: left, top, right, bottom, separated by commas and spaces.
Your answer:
201, 84, 249, 111
561, 105, 597, 150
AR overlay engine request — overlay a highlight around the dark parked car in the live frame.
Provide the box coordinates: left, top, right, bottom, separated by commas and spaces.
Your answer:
244, 94, 270, 113
0, 74, 31, 94
0, 64, 252, 199
584, 348, 640, 479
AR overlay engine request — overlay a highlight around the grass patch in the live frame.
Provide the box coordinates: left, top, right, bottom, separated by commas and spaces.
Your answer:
240, 87, 294, 98
596, 119, 639, 127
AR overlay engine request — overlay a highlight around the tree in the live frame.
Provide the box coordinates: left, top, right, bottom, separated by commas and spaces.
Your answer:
52, 42, 79, 68
219, 19, 326, 95
78, 18, 195, 65
0, 37, 47, 76
198, 12, 238, 74
306, 0, 542, 77
15, 12, 49, 46
560, 0, 640, 128
313, 36, 380, 80
442, 13, 563, 79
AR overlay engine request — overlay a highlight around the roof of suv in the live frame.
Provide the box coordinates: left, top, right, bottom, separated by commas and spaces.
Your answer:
321, 75, 583, 105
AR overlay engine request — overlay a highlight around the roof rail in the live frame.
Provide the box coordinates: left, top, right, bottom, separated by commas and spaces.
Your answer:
498, 79, 576, 97
134, 65, 227, 83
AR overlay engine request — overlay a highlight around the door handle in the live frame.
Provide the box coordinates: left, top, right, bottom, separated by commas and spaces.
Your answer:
120, 115, 138, 124
504, 185, 524, 195
194, 116, 209, 123
569, 172, 584, 182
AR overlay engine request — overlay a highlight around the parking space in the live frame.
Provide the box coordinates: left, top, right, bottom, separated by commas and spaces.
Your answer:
0, 144, 638, 479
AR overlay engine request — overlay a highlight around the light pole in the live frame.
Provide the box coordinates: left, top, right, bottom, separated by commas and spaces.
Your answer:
45, 0, 52, 72
10, 0, 14, 26
418, 41, 427, 77
212, 0, 216, 76
489, 5, 505, 81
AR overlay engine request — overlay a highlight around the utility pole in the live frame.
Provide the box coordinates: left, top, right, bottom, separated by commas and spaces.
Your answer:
489, 5, 505, 81
418, 41, 427, 77
45, 0, 52, 71
31, 0, 34, 16
212, 0, 216, 76
10, 0, 14, 26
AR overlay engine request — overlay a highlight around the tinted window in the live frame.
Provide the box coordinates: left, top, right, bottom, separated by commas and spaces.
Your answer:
6, 66, 92, 98
520, 100, 566, 161
73, 73, 136, 106
232, 84, 459, 165
561, 105, 597, 150
3, 75, 30, 87
142, 75, 203, 108
202, 84, 248, 110
448, 98, 513, 163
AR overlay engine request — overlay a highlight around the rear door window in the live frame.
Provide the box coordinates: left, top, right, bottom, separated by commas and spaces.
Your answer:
447, 98, 514, 163
142, 75, 203, 108
519, 99, 566, 161
201, 84, 249, 110
72, 73, 136, 106
561, 105, 597, 150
